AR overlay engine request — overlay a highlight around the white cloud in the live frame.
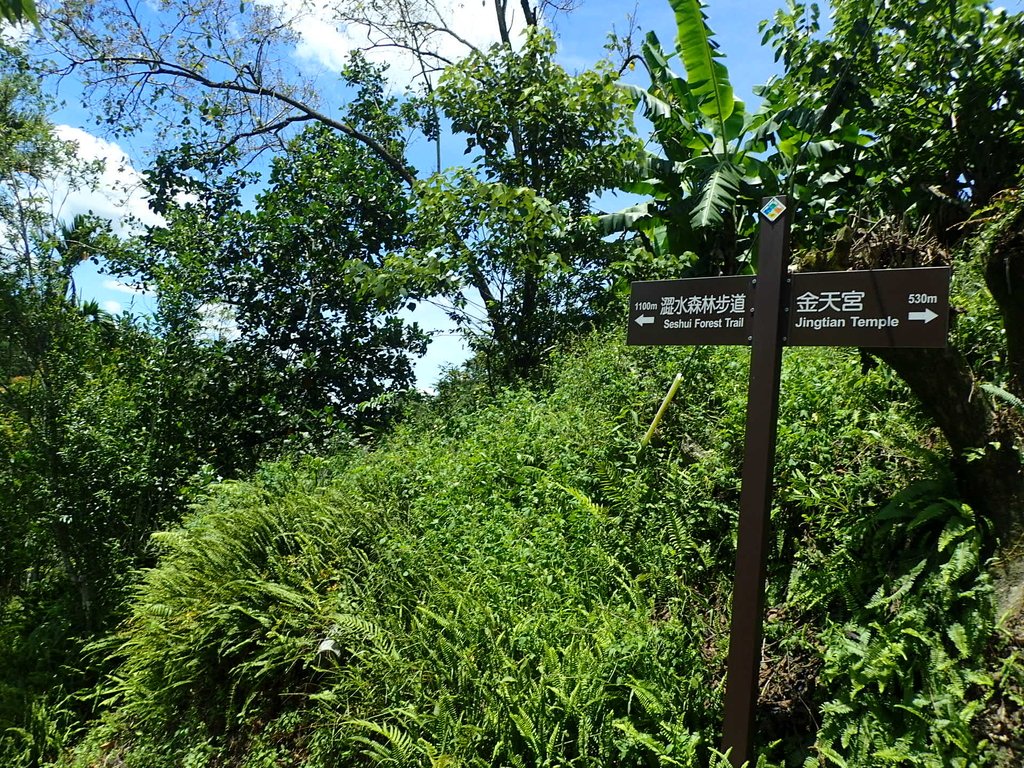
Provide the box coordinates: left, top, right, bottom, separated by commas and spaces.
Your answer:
52, 126, 165, 234
199, 301, 240, 340
260, 0, 529, 88
102, 299, 123, 314
1, 20, 31, 45
103, 278, 156, 297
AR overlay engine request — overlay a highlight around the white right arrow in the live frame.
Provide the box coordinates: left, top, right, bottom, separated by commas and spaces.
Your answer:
908, 308, 938, 323
634, 315, 655, 327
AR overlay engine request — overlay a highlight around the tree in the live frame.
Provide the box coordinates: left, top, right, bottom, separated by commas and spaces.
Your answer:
0, 42, 374, 762
408, 28, 639, 380
42, 0, 645, 384
601, 0, 776, 278
116, 58, 428, 426
0, 56, 190, 631
757, 0, 1024, 537
41, 0, 558, 179
0, 52, 177, 751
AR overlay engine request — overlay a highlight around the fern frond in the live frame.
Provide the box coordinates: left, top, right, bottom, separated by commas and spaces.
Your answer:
980, 382, 1024, 413
347, 719, 420, 766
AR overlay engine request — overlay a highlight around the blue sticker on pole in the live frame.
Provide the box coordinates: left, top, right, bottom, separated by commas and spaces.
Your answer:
760, 197, 786, 222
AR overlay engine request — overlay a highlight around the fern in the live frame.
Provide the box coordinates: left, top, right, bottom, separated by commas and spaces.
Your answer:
625, 678, 668, 717
347, 719, 420, 767
811, 479, 996, 766
62, 338, 1002, 768
551, 481, 608, 520
980, 381, 1024, 413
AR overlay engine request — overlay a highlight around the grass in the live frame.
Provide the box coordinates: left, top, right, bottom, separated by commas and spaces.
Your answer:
54, 335, 1017, 768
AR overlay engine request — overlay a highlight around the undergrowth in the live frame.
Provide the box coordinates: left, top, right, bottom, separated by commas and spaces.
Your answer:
49, 336, 1018, 767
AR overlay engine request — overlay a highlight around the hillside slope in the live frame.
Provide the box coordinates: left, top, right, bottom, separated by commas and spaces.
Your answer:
64, 336, 1022, 767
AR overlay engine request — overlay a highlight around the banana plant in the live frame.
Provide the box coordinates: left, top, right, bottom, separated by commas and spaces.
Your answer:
602, 0, 777, 276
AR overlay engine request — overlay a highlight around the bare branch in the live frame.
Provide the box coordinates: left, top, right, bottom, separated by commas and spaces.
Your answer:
220, 113, 319, 152
61, 51, 417, 186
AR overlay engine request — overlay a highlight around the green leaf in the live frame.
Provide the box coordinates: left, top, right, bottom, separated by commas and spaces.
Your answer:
1, 0, 38, 25
980, 382, 1024, 413
721, 100, 747, 143
691, 160, 741, 228
596, 203, 655, 235
618, 83, 675, 122
641, 32, 690, 107
946, 623, 970, 658
636, 151, 688, 180
669, 0, 735, 125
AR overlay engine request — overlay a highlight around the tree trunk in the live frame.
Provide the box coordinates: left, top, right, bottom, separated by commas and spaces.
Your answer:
870, 345, 1024, 540
983, 216, 1024, 398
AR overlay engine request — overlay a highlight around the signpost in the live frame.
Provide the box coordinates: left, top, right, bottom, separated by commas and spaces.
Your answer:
787, 267, 950, 348
628, 275, 754, 346
626, 197, 950, 768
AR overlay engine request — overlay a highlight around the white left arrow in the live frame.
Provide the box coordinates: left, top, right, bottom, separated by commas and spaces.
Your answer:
908, 308, 938, 323
634, 315, 655, 327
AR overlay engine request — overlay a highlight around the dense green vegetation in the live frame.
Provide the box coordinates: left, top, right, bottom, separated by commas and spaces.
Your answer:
44, 337, 1023, 766
2, 0, 1024, 764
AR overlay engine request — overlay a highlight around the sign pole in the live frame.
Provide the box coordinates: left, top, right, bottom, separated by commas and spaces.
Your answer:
721, 197, 791, 766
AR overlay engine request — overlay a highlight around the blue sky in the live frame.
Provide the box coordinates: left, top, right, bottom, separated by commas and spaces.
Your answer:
46, 1, 821, 385
558, 1, 779, 96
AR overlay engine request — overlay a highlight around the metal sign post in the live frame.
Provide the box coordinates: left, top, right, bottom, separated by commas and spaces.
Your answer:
625, 196, 950, 768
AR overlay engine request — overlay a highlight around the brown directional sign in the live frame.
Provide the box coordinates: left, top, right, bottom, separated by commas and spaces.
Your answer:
786, 267, 950, 348
627, 275, 755, 346
628, 266, 951, 349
